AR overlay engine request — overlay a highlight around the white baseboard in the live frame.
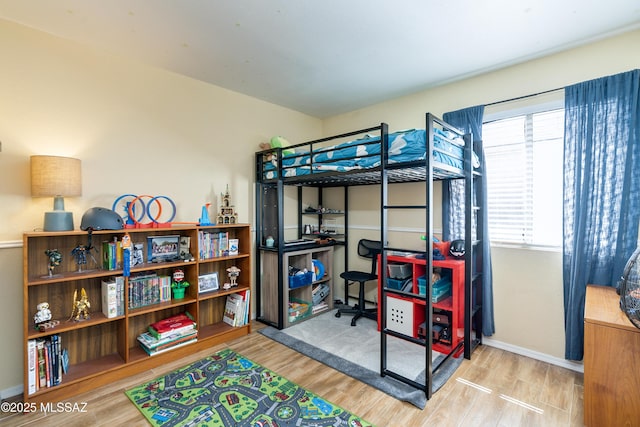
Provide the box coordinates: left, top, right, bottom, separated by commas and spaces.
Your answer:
482, 337, 584, 373
1, 384, 23, 400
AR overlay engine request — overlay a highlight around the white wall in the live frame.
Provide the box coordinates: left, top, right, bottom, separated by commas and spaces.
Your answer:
0, 19, 322, 397
323, 29, 640, 366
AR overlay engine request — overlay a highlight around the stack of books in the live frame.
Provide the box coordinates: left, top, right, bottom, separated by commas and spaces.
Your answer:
138, 312, 197, 356
27, 335, 68, 395
199, 231, 239, 259
128, 272, 172, 309
222, 290, 250, 327
101, 276, 125, 318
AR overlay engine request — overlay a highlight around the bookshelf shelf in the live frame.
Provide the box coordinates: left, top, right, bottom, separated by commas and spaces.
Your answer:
23, 223, 251, 403
26, 313, 123, 340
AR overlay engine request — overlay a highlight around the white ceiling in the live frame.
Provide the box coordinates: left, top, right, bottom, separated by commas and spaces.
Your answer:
1, 1, 639, 118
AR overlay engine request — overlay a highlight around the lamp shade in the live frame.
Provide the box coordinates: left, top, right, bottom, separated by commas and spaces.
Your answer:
30, 155, 82, 231
30, 155, 82, 197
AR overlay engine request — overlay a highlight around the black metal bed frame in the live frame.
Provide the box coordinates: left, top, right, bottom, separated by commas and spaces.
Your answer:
254, 112, 484, 399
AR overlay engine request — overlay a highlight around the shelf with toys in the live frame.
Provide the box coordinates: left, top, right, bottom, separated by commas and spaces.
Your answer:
378, 254, 465, 356
23, 221, 251, 403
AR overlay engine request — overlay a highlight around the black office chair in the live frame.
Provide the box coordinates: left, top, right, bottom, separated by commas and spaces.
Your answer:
335, 239, 382, 326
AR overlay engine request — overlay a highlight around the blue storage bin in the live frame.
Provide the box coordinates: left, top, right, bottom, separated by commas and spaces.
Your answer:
386, 278, 412, 291
417, 276, 427, 295
432, 278, 451, 302
417, 275, 451, 302
288, 271, 313, 289
386, 278, 405, 290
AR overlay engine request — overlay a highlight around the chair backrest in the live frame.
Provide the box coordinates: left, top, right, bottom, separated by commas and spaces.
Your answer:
357, 239, 382, 276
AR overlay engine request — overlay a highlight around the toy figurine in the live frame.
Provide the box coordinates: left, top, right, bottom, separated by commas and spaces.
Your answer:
223, 266, 241, 290
171, 269, 190, 299
199, 203, 213, 226
34, 302, 52, 325
69, 288, 91, 321
45, 249, 62, 277
71, 243, 98, 272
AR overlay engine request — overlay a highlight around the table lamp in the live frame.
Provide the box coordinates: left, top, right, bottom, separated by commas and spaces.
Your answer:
30, 155, 82, 231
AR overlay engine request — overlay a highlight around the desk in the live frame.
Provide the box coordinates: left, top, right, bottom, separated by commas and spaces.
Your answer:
584, 284, 640, 426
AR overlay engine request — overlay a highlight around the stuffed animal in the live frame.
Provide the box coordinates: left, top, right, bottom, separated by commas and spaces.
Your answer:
259, 136, 294, 163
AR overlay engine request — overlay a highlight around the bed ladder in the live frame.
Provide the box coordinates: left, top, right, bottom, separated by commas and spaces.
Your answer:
378, 113, 481, 400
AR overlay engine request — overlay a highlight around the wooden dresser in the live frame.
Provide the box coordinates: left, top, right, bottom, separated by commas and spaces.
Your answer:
584, 285, 640, 426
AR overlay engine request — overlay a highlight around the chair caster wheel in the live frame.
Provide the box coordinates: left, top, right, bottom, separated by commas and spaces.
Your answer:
335, 311, 341, 318
350, 319, 357, 326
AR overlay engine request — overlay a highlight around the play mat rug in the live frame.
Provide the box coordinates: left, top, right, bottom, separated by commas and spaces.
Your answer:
125, 348, 374, 427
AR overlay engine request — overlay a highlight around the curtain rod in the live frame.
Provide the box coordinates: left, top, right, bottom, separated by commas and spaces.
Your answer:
485, 86, 563, 107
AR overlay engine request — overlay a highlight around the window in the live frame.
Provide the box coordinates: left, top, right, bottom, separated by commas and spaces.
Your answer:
483, 108, 564, 248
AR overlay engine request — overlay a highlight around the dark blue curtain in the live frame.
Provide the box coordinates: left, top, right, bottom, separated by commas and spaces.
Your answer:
563, 69, 640, 360
443, 106, 495, 336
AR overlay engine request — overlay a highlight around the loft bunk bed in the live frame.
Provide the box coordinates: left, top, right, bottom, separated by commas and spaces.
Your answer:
254, 112, 484, 399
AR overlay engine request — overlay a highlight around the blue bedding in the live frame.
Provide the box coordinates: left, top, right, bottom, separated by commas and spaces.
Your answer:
262, 128, 478, 180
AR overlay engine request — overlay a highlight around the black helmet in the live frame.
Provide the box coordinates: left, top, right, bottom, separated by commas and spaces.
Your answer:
449, 239, 465, 258
80, 207, 124, 231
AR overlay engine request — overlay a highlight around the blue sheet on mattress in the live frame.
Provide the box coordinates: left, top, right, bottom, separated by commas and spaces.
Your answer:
262, 128, 478, 179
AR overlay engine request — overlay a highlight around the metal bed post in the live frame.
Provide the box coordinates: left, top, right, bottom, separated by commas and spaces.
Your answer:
276, 179, 285, 329
424, 113, 436, 399
254, 153, 263, 321
379, 122, 389, 380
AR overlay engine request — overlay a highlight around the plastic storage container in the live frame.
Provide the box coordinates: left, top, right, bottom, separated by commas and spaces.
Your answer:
417, 275, 452, 302
288, 271, 314, 289
387, 263, 411, 279
288, 298, 311, 323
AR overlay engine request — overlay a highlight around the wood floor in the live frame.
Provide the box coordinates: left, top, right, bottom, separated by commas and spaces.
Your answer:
2, 321, 584, 427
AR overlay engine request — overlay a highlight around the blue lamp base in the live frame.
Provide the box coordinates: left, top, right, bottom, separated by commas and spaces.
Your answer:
43, 211, 74, 231
42, 195, 74, 231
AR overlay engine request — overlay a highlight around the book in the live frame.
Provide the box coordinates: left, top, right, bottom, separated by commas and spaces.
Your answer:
116, 276, 125, 316
44, 340, 51, 387
50, 335, 58, 386
128, 272, 171, 309
102, 240, 118, 270
55, 335, 63, 385
223, 293, 243, 326
148, 312, 196, 339
228, 238, 239, 256
223, 292, 248, 327
140, 338, 198, 356
244, 289, 250, 325
137, 330, 198, 353
130, 242, 144, 266
61, 348, 69, 374
37, 340, 46, 389
102, 278, 118, 318
137, 329, 197, 349
27, 339, 37, 395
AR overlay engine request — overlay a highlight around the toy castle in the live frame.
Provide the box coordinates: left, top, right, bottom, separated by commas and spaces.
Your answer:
217, 185, 239, 224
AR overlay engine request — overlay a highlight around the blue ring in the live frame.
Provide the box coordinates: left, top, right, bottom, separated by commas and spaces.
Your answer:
147, 195, 177, 224
112, 194, 146, 223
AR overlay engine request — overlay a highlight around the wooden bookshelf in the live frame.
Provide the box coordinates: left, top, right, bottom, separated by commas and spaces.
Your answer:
23, 223, 251, 403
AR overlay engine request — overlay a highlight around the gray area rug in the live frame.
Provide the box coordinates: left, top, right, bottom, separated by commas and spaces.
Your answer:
259, 309, 463, 409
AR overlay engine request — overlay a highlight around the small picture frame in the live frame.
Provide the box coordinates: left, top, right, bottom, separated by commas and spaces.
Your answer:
198, 272, 219, 293
147, 235, 181, 263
